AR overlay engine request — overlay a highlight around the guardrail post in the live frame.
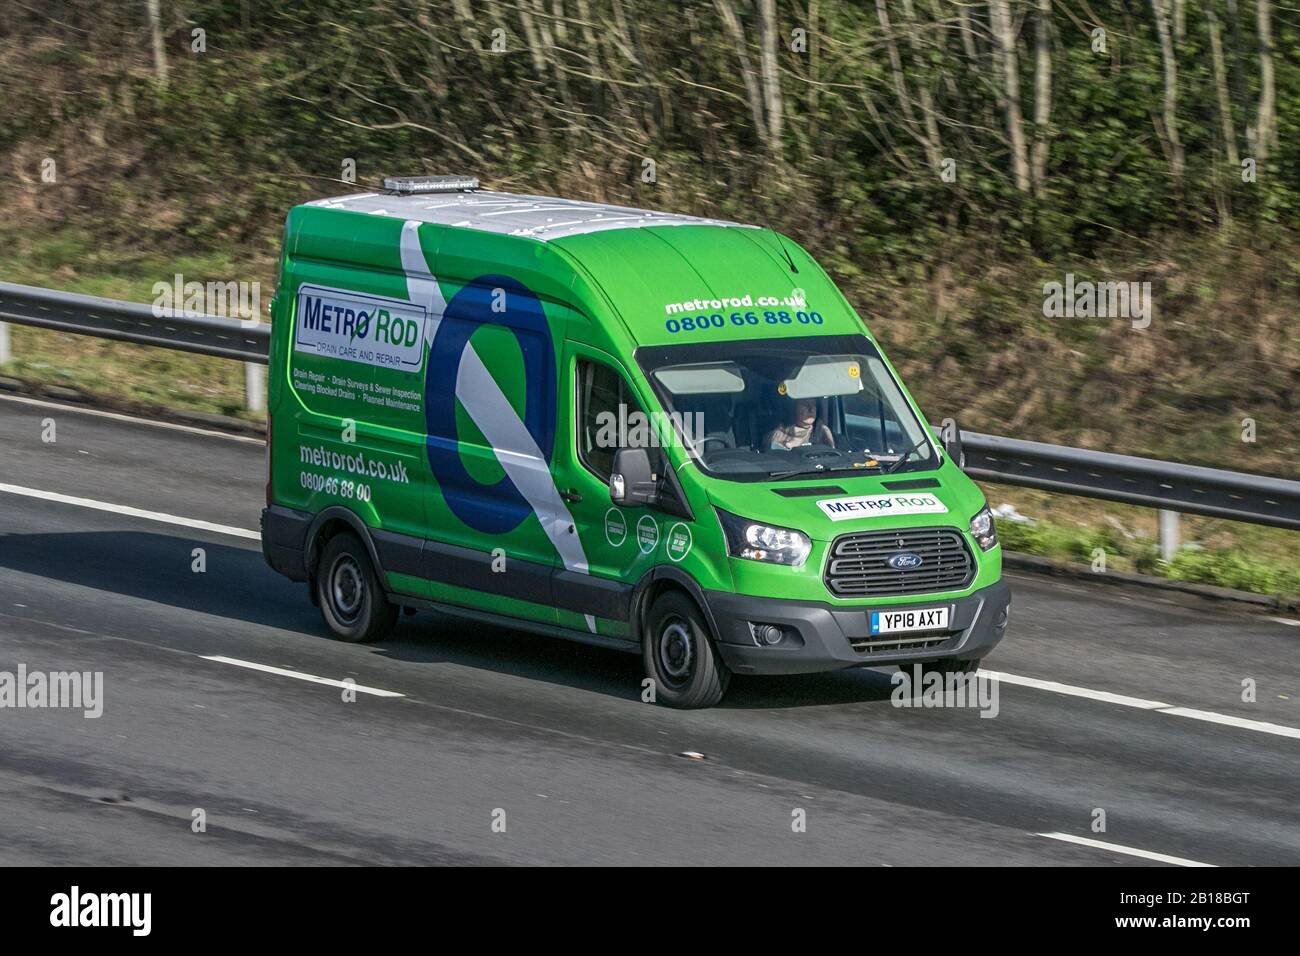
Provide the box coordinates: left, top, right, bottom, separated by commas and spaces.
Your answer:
244, 362, 265, 413
1158, 509, 1180, 562
0, 321, 10, 365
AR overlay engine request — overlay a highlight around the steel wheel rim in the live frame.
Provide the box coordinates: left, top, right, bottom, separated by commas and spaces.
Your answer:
658, 619, 694, 684
329, 555, 365, 624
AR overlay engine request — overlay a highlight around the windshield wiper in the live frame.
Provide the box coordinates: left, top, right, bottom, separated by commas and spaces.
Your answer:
768, 462, 883, 481
883, 436, 932, 474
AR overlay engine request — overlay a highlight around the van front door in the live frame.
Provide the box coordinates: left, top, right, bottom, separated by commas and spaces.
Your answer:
550, 343, 672, 641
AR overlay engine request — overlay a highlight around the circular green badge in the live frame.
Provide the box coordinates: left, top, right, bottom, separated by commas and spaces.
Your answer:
604, 508, 628, 547
666, 522, 692, 562
636, 515, 660, 555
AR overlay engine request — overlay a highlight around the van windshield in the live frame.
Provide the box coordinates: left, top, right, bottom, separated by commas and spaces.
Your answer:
636, 334, 936, 481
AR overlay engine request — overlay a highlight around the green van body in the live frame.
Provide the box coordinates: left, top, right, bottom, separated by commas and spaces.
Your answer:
261, 185, 1010, 705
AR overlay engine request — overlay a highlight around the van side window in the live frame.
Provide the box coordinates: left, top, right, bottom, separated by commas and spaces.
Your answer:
577, 359, 658, 481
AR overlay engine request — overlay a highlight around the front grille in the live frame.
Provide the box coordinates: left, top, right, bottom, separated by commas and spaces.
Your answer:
825, 527, 973, 598
849, 632, 956, 655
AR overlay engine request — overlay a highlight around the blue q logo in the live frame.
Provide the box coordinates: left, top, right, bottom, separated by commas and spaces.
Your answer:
424, 275, 556, 535
887, 552, 924, 570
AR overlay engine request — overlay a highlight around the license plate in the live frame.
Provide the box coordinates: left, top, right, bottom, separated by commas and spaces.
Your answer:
870, 607, 950, 635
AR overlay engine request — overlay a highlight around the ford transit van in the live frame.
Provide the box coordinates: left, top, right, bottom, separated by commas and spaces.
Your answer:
261, 176, 1010, 707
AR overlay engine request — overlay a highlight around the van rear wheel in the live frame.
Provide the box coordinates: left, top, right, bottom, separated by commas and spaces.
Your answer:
644, 592, 730, 709
315, 532, 397, 644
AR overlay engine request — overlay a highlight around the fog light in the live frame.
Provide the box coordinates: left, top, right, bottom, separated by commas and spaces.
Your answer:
751, 623, 785, 646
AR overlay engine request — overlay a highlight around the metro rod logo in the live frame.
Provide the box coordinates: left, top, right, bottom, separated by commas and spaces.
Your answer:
294, 284, 428, 370
50, 887, 151, 936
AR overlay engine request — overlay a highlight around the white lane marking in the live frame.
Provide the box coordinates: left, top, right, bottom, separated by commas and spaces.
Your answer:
1158, 707, 1300, 740
6, 478, 1298, 737
979, 670, 1170, 710
1268, 617, 1300, 627
200, 656, 405, 698
982, 669, 1300, 741
1036, 832, 1216, 867
0, 393, 263, 444
0, 482, 260, 540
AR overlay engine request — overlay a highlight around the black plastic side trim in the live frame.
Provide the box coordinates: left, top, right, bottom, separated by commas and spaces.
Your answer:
398, 595, 638, 655
554, 568, 632, 619
373, 530, 424, 578
272, 507, 635, 622
421, 536, 553, 605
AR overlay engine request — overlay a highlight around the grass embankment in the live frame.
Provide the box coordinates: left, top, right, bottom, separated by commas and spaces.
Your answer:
0, 228, 275, 420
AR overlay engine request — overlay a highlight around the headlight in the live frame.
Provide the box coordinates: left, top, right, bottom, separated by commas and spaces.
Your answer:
969, 504, 998, 551
716, 509, 812, 567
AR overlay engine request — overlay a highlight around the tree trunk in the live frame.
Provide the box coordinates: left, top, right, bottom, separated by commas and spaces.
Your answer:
1252, 0, 1276, 161
714, 0, 768, 140
875, 0, 919, 132
517, 3, 549, 74
1031, 0, 1052, 196
990, 0, 1030, 192
758, 0, 785, 161
1206, 0, 1240, 167
1150, 0, 1185, 183
899, 0, 944, 170
1225, 0, 1249, 137
449, 0, 483, 55
145, 0, 167, 85
957, 2, 979, 61
807, 0, 821, 140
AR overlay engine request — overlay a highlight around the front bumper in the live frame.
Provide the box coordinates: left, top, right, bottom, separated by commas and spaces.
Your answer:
705, 578, 1011, 675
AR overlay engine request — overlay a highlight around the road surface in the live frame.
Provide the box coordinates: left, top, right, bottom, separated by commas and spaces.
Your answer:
0, 394, 1296, 865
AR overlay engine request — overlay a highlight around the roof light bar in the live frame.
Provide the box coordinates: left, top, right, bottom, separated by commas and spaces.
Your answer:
383, 175, 480, 195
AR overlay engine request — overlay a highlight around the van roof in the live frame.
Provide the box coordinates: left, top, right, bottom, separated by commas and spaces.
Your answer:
305, 189, 758, 242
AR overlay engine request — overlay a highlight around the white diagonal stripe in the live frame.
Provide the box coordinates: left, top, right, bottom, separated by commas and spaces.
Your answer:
454, 343, 588, 574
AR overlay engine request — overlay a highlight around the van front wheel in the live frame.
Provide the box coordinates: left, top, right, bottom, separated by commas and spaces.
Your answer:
315, 532, 397, 644
644, 592, 730, 709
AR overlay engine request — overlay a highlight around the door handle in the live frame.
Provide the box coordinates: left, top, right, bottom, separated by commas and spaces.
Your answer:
560, 489, 583, 504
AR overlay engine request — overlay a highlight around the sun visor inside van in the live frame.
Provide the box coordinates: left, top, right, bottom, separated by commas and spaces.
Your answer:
782, 356, 865, 398
653, 362, 746, 394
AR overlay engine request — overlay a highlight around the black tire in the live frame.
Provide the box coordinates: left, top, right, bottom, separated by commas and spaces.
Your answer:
314, 532, 397, 644
643, 591, 730, 709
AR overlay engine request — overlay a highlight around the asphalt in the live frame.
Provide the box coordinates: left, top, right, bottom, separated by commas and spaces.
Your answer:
0, 393, 1297, 865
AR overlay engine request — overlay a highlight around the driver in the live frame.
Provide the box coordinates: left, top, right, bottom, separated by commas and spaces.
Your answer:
765, 397, 834, 450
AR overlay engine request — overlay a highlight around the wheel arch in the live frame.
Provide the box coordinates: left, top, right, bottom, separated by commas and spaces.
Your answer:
630, 564, 722, 647
304, 506, 385, 584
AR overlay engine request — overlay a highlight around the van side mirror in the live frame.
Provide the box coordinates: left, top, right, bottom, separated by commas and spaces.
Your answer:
940, 417, 965, 469
610, 448, 659, 507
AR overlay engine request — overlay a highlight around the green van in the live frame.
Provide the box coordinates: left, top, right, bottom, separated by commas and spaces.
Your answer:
261, 176, 1010, 707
